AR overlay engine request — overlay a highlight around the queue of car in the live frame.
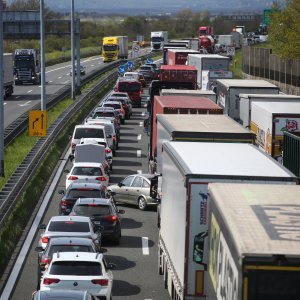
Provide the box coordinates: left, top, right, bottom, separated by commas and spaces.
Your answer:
33, 61, 161, 299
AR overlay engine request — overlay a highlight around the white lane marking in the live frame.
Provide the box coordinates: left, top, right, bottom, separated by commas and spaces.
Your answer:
66, 72, 70, 75
58, 76, 62, 79
139, 121, 143, 127
0, 151, 69, 299
3, 102, 7, 105
142, 237, 149, 255
16, 96, 20, 99
49, 80, 53, 83
137, 134, 141, 140
142, 112, 145, 116
144, 103, 147, 108
27, 90, 32, 93
38, 85, 41, 88
62, 81, 69, 84
137, 170, 142, 174
91, 64, 95, 67
19, 101, 32, 107
137, 150, 141, 157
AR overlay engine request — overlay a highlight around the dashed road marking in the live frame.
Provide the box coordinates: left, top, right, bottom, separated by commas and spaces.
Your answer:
137, 150, 141, 157
137, 170, 142, 174
142, 112, 145, 116
137, 134, 141, 140
3, 102, 7, 105
16, 96, 20, 99
142, 237, 149, 255
91, 64, 94, 67
27, 90, 32, 93
19, 101, 32, 107
139, 122, 143, 127
49, 80, 53, 83
58, 76, 62, 79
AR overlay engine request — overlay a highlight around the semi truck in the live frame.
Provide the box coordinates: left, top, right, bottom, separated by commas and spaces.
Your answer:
150, 96, 223, 158
156, 114, 255, 173
239, 93, 300, 128
167, 49, 199, 65
187, 54, 230, 89
102, 36, 128, 62
158, 141, 298, 300
207, 183, 300, 300
14, 49, 41, 85
3, 53, 14, 98
216, 35, 233, 46
160, 89, 216, 102
216, 79, 279, 121
250, 101, 300, 160
151, 31, 168, 51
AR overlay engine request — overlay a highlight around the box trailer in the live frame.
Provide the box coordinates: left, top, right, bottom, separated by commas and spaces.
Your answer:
160, 89, 216, 102
239, 93, 300, 128
159, 142, 298, 300
3, 53, 14, 98
188, 54, 230, 89
160, 65, 197, 86
150, 96, 223, 158
216, 35, 233, 46
207, 183, 300, 300
283, 131, 300, 177
167, 49, 200, 65
156, 114, 255, 173
250, 101, 300, 160
216, 79, 280, 120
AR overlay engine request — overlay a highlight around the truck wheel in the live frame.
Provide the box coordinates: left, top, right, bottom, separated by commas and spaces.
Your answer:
138, 197, 147, 210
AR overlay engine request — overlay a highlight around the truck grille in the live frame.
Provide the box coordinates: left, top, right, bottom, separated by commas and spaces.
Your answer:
17, 71, 31, 80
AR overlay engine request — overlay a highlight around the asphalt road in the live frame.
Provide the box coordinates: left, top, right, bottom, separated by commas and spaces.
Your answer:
8, 85, 170, 300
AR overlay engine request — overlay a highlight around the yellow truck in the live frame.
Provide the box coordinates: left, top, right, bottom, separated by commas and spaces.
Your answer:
102, 36, 128, 62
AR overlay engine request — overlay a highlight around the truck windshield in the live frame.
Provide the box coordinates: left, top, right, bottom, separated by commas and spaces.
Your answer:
103, 45, 118, 51
151, 37, 163, 42
15, 59, 35, 69
119, 82, 140, 92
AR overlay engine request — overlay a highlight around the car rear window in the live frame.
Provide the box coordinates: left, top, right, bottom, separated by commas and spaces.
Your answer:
74, 204, 111, 217
140, 66, 152, 71
103, 103, 121, 109
74, 128, 104, 139
93, 112, 115, 118
67, 189, 103, 198
112, 93, 127, 98
72, 167, 102, 176
50, 261, 102, 276
118, 82, 141, 92
48, 221, 90, 232
48, 245, 94, 256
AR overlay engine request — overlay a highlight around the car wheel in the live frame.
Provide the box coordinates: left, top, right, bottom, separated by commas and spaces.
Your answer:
138, 197, 147, 210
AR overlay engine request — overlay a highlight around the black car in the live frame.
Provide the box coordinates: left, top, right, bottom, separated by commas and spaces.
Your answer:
139, 65, 155, 82
32, 290, 97, 300
70, 198, 125, 244
58, 181, 108, 215
35, 237, 97, 284
146, 63, 160, 79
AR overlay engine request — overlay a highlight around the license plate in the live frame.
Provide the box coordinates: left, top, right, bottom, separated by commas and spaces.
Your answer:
94, 221, 101, 225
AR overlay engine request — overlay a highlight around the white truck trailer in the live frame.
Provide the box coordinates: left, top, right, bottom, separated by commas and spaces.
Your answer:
160, 89, 216, 102
207, 183, 300, 300
187, 54, 230, 89
4, 53, 14, 98
239, 93, 300, 128
250, 101, 300, 159
159, 141, 298, 300
216, 79, 279, 121
151, 31, 168, 51
216, 35, 233, 46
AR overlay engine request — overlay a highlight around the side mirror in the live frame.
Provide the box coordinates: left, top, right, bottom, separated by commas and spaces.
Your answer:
107, 263, 117, 270
118, 209, 125, 214
38, 224, 46, 230
35, 246, 44, 252
58, 190, 65, 195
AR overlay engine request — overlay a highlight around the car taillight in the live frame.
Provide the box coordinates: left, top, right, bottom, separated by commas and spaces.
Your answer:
105, 148, 112, 153
104, 215, 118, 222
71, 143, 76, 149
41, 236, 49, 244
68, 176, 78, 180
43, 278, 60, 285
40, 257, 51, 265
120, 109, 125, 114
96, 176, 106, 181
61, 200, 67, 206
91, 279, 108, 286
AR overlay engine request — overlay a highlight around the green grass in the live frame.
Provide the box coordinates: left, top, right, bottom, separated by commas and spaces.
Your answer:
230, 49, 243, 79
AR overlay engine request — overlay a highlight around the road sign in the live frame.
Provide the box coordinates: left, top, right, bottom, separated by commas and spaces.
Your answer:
127, 61, 134, 68
263, 9, 273, 26
29, 110, 47, 137
133, 45, 140, 52
146, 58, 153, 64
118, 65, 125, 74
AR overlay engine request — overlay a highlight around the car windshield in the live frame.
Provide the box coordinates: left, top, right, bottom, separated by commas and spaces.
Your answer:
112, 93, 127, 98
118, 82, 140, 92
103, 103, 121, 109
48, 245, 93, 256
50, 261, 102, 276
74, 128, 104, 139
72, 167, 102, 176
48, 221, 90, 232
74, 204, 111, 217
67, 189, 102, 198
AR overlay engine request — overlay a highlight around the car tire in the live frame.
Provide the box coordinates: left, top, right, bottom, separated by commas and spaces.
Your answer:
138, 196, 147, 210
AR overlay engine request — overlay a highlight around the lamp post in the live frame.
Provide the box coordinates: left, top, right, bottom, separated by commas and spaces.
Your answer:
40, 0, 46, 110
0, 0, 4, 176
71, 0, 75, 99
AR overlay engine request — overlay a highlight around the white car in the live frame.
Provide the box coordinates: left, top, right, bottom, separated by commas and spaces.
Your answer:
65, 162, 109, 189
123, 71, 139, 81
40, 252, 114, 299
101, 101, 126, 125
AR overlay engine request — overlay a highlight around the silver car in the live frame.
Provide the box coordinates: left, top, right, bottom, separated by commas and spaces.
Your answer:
108, 174, 157, 210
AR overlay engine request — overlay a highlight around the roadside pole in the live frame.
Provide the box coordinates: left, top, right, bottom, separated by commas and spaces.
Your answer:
0, 0, 4, 176
40, 0, 46, 110
71, 0, 76, 99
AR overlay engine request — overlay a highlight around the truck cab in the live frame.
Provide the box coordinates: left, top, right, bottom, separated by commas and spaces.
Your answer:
151, 31, 168, 51
102, 37, 118, 62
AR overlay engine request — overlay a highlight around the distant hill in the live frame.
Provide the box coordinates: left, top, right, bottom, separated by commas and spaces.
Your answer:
7, 0, 279, 15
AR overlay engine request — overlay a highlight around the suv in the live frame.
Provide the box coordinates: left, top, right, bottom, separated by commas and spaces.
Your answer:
70, 125, 107, 157
71, 198, 125, 244
58, 181, 108, 215
40, 252, 114, 299
35, 237, 97, 284
38, 216, 101, 251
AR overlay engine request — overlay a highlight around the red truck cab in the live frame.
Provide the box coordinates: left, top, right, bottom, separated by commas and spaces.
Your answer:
115, 78, 142, 108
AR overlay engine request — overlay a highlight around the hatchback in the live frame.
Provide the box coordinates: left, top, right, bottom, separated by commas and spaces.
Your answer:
40, 252, 114, 300
71, 198, 125, 244
101, 101, 125, 124
58, 181, 108, 215
90, 107, 121, 132
108, 174, 158, 210
38, 216, 101, 251
139, 65, 155, 82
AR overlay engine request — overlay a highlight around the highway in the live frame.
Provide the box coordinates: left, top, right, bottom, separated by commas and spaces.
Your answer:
4, 82, 170, 300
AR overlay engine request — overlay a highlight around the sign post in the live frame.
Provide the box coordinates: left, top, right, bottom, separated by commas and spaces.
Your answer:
29, 111, 47, 137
